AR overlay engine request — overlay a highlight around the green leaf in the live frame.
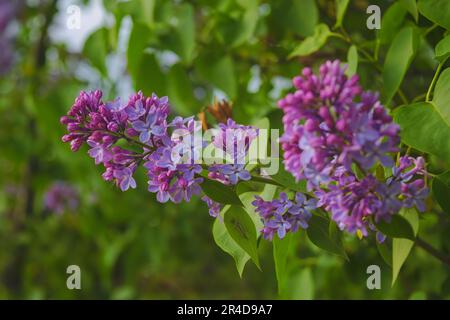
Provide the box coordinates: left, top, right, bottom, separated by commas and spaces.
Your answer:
431, 171, 450, 213
418, 0, 450, 30
273, 233, 292, 294
375, 215, 416, 241
289, 0, 318, 37
392, 208, 419, 286
307, 213, 348, 259
435, 35, 450, 63
135, 53, 166, 96
239, 192, 264, 231
201, 179, 243, 206
432, 68, 450, 126
83, 27, 109, 76
376, 240, 392, 267
196, 55, 237, 98
127, 22, 151, 80
394, 102, 450, 163
165, 3, 196, 64
212, 213, 250, 277
167, 64, 197, 115
334, 0, 350, 29
401, 0, 419, 22
383, 26, 419, 103
378, 2, 407, 45
289, 24, 331, 58
346, 45, 358, 77
224, 205, 260, 268
271, 159, 306, 192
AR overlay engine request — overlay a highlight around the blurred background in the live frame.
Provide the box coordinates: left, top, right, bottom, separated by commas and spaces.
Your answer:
0, 0, 449, 299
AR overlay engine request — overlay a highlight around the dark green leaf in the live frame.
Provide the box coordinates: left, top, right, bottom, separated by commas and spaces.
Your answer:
201, 179, 243, 206
224, 205, 260, 268
431, 171, 450, 213
167, 64, 198, 115
376, 240, 392, 267
375, 214, 416, 241
307, 214, 348, 259
135, 53, 166, 96
418, 0, 450, 30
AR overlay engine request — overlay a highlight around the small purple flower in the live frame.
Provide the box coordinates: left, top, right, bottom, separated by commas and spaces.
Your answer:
208, 164, 251, 185
87, 139, 113, 164
44, 181, 80, 215
132, 112, 166, 143
201, 196, 222, 218
114, 167, 137, 191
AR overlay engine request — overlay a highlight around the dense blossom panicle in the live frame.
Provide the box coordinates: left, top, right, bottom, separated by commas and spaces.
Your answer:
44, 182, 79, 215
0, 0, 18, 75
61, 91, 258, 211
252, 192, 316, 240
277, 60, 428, 239
279, 60, 400, 187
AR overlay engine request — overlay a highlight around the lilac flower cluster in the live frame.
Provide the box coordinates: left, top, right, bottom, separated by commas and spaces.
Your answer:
61, 90, 259, 212
0, 0, 19, 75
44, 182, 80, 215
252, 192, 317, 240
277, 60, 428, 239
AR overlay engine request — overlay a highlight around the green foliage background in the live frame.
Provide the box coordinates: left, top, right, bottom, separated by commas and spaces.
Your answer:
0, 0, 449, 299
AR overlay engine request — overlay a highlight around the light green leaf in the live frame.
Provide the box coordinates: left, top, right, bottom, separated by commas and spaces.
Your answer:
346, 45, 358, 76
307, 213, 348, 259
401, 0, 419, 22
334, 0, 350, 28
289, 0, 319, 37
127, 22, 151, 80
375, 214, 416, 241
435, 35, 450, 63
394, 102, 450, 163
289, 24, 331, 58
83, 27, 109, 76
213, 213, 250, 277
418, 0, 450, 30
273, 233, 292, 295
224, 205, 260, 268
383, 26, 419, 103
239, 192, 264, 231
378, 2, 407, 45
392, 208, 419, 286
431, 171, 450, 214
432, 68, 450, 126
201, 179, 243, 206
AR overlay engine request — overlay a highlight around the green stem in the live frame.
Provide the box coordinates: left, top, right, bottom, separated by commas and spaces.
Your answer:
426, 62, 443, 102
250, 175, 283, 187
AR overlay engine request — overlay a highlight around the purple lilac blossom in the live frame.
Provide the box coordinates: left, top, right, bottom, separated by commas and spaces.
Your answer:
252, 192, 316, 240
277, 60, 428, 240
44, 182, 80, 215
